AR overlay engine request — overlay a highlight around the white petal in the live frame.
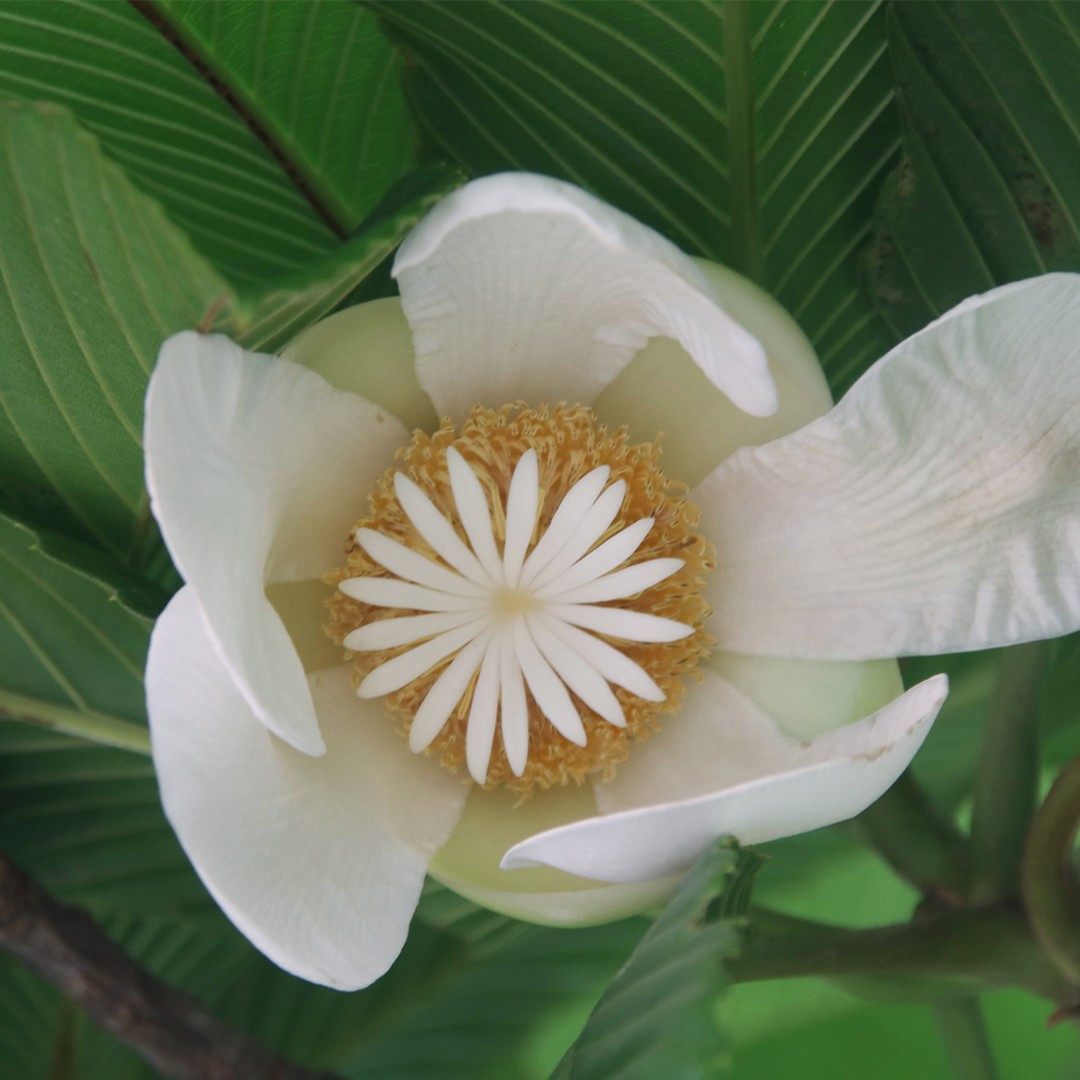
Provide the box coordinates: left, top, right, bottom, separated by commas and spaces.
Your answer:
537, 614, 663, 701
409, 633, 490, 753
519, 465, 611, 586
545, 558, 684, 605
356, 529, 488, 598
698, 274, 1080, 660
358, 617, 492, 698
429, 874, 682, 927
514, 619, 587, 746
147, 588, 465, 989
502, 449, 539, 585
446, 447, 504, 580
707, 651, 904, 742
393, 473, 493, 587
394, 173, 776, 419
526, 480, 627, 592
281, 297, 437, 433
502, 675, 947, 883
547, 604, 692, 643
466, 639, 502, 784
591, 260, 834, 488
145, 333, 406, 754
535, 518, 653, 597
344, 610, 482, 651
339, 577, 484, 613
429, 783, 682, 924
591, 667, 880, 809
527, 614, 625, 727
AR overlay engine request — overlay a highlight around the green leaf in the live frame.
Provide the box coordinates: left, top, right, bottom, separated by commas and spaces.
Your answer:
0, 510, 155, 752
0, 99, 226, 561
230, 161, 466, 354
862, 1, 1080, 339
0, 725, 201, 913
0, 958, 99, 1080
0, 908, 468, 1079
344, 919, 644, 1080
153, 0, 416, 235
0, 99, 452, 568
0, 0, 339, 286
371, 0, 903, 394
552, 840, 761, 1080
0, 512, 191, 908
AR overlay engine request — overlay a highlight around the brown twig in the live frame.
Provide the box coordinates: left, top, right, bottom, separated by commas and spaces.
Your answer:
0, 852, 341, 1080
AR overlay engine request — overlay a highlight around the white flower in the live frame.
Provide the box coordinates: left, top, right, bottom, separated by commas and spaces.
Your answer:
144, 174, 1080, 990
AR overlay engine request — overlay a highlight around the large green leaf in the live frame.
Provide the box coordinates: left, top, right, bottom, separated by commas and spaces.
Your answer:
371, 0, 903, 393
553, 841, 758, 1080
0, 100, 225, 561
230, 161, 466, 354
0, 510, 156, 753
0, 724, 201, 914
0, 907, 469, 1080
343, 919, 643, 1080
0, 0, 339, 286
862, 0, 1080, 338
153, 0, 416, 235
0, 0, 415, 290
0, 99, 458, 568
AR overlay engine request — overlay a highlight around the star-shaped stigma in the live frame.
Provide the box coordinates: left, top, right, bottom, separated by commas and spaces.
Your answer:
339, 447, 694, 785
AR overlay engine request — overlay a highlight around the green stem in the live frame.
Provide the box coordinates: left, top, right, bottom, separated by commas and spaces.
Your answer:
932, 998, 1001, 1080
969, 642, 1050, 904
855, 769, 969, 899
1022, 754, 1080, 985
0, 692, 151, 755
721, 0, 763, 283
735, 906, 1068, 1003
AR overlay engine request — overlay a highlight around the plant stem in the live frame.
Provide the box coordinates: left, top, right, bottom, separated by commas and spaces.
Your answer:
0, 691, 151, 754
932, 998, 1001, 1080
1022, 753, 1080, 985
735, 906, 1068, 1003
855, 769, 968, 899
969, 642, 1050, 904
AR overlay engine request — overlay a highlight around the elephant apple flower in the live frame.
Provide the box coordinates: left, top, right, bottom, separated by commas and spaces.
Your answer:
144, 174, 1080, 989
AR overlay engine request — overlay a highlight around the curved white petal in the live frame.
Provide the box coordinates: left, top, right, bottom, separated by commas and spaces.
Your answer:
706, 651, 904, 742
433, 872, 683, 928
592, 260, 834, 487
393, 173, 776, 419
698, 274, 1080, 660
145, 333, 408, 753
429, 782, 681, 925
281, 296, 437, 433
501, 674, 946, 883
592, 667, 906, 809
147, 588, 467, 989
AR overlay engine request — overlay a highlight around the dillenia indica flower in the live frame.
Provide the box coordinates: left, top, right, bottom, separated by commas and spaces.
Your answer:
144, 173, 1080, 990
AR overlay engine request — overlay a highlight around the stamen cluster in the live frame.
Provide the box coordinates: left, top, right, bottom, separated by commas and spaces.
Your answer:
327, 405, 713, 796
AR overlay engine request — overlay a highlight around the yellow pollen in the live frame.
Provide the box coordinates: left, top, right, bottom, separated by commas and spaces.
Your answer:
325, 403, 714, 797
494, 587, 539, 618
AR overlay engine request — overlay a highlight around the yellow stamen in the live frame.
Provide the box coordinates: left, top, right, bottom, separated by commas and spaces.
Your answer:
326, 403, 713, 797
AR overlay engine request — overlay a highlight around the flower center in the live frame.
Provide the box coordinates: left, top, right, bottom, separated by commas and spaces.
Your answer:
326, 403, 713, 796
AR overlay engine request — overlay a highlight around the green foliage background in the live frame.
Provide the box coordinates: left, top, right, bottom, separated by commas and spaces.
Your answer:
1, 1, 1080, 1077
